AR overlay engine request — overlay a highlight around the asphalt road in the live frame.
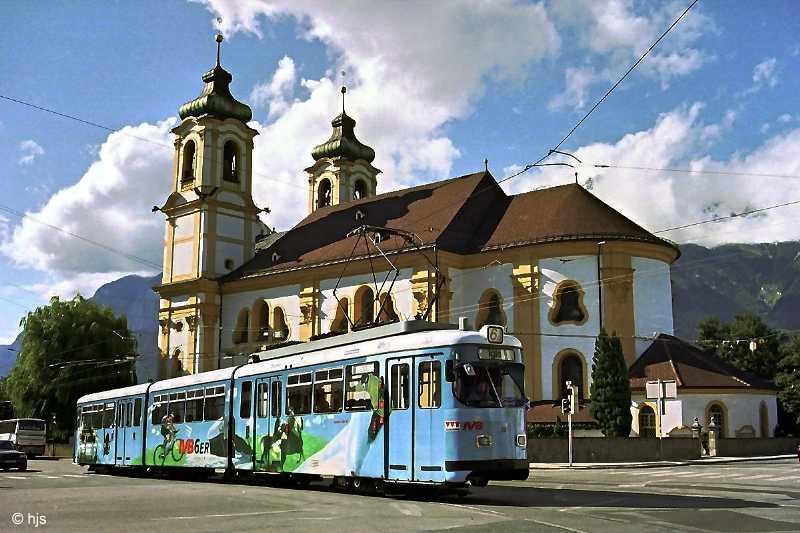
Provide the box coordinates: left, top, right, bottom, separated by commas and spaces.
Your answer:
1, 459, 798, 532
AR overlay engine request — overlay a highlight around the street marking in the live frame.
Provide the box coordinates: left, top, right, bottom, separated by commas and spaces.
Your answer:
7, 476, 27, 480
62, 474, 85, 478
525, 518, 588, 533
768, 476, 800, 482
436, 502, 505, 518
44, 475, 60, 479
150, 510, 296, 521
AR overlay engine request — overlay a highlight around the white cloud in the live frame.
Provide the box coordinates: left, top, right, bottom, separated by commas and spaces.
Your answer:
250, 55, 297, 118
24, 271, 152, 301
778, 113, 793, 123
1, 120, 173, 296
504, 103, 800, 246
203, 0, 560, 228
550, 0, 711, 109
18, 139, 45, 166
752, 57, 778, 88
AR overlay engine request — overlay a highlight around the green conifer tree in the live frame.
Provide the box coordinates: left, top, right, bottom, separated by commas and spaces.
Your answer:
590, 329, 632, 437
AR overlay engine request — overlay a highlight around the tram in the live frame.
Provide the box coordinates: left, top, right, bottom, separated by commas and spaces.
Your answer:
74, 320, 529, 490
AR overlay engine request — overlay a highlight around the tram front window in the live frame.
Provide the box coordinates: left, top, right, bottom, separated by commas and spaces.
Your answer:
454, 362, 525, 407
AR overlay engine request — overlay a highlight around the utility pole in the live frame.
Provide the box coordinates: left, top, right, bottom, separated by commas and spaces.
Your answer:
562, 380, 577, 467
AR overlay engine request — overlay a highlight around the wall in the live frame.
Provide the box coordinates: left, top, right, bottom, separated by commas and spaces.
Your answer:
221, 283, 302, 352
527, 437, 701, 463
632, 257, 674, 356
679, 393, 778, 438
716, 437, 799, 457
448, 264, 514, 328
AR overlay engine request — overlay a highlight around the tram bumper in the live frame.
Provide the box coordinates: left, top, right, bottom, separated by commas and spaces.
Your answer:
445, 458, 529, 482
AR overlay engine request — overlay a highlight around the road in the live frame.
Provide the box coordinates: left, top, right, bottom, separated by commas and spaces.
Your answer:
1, 459, 798, 531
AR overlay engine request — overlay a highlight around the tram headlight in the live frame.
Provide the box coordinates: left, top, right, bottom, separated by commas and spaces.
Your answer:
516, 434, 527, 447
476, 434, 493, 448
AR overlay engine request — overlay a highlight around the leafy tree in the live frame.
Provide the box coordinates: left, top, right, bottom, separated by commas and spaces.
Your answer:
590, 330, 632, 437
775, 336, 800, 432
5, 296, 136, 440
697, 314, 783, 379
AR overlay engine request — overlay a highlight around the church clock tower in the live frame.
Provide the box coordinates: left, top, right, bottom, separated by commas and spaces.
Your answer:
154, 34, 262, 378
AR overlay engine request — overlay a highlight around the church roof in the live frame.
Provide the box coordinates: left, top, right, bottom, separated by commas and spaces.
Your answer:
222, 171, 676, 282
179, 60, 252, 123
310, 111, 376, 163
629, 334, 775, 390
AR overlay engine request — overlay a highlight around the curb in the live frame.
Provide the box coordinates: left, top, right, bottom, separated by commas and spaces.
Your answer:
530, 454, 796, 470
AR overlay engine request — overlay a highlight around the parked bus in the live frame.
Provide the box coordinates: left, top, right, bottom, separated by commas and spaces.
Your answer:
0, 418, 47, 457
75, 320, 528, 492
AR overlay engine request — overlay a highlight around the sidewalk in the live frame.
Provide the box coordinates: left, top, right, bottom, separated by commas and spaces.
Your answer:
530, 454, 796, 470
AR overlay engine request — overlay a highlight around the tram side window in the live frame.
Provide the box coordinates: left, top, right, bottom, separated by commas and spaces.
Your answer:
240, 381, 253, 419
170, 392, 186, 423
271, 381, 282, 417
126, 402, 133, 427
345, 362, 379, 411
287, 372, 312, 415
134, 399, 142, 426
314, 368, 343, 413
152, 396, 167, 424
390, 363, 410, 410
103, 403, 115, 428
257, 382, 269, 418
185, 390, 204, 422
204, 386, 226, 420
418, 361, 441, 409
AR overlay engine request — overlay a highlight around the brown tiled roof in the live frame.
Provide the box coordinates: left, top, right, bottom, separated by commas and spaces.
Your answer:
222, 172, 675, 282
629, 334, 775, 390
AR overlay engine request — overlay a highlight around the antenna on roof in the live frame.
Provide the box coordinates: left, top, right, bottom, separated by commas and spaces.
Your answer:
484, 158, 489, 172
340, 70, 347, 113
215, 18, 224, 67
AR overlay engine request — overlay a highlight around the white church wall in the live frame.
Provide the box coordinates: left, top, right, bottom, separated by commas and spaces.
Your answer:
215, 241, 244, 274
216, 211, 245, 240
221, 284, 302, 350
633, 257, 674, 357
631, 396, 682, 437
447, 263, 514, 330
172, 241, 194, 277
217, 191, 244, 206
539, 256, 601, 400
319, 269, 413, 331
678, 393, 778, 438
173, 216, 194, 239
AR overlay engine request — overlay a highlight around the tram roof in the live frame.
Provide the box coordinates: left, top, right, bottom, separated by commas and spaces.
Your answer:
77, 383, 151, 404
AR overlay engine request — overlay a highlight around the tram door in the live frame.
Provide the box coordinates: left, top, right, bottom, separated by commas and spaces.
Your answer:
386, 358, 413, 480
253, 377, 282, 472
115, 399, 135, 466
415, 358, 443, 482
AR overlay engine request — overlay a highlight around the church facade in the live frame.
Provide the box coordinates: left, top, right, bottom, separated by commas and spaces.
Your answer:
152, 41, 775, 436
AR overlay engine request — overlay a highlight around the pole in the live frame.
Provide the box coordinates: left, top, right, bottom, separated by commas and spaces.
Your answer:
657, 379, 664, 459
568, 410, 573, 467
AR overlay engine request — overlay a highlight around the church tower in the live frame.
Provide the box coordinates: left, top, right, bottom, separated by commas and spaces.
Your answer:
305, 87, 380, 213
154, 34, 262, 377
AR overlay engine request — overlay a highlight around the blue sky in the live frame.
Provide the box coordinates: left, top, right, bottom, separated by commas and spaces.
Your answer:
1, 0, 799, 344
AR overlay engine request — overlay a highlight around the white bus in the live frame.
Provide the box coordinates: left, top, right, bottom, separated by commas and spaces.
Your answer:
0, 418, 46, 457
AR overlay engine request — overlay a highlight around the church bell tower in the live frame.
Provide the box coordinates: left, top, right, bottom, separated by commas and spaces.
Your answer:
154, 33, 262, 378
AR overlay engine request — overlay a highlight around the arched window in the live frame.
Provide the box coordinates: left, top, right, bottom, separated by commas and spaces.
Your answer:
354, 286, 375, 327
330, 298, 349, 334
234, 308, 249, 345
550, 280, 588, 325
476, 290, 507, 329
377, 293, 399, 324
707, 402, 726, 438
254, 300, 269, 341
272, 307, 289, 342
182, 140, 196, 182
558, 352, 584, 400
317, 179, 332, 208
353, 179, 367, 200
223, 141, 239, 182
638, 405, 656, 438
759, 401, 769, 438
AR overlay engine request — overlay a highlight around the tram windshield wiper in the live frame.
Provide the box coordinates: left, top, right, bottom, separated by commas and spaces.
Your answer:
482, 366, 503, 407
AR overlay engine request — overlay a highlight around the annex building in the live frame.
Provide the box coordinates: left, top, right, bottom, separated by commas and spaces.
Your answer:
153, 40, 777, 438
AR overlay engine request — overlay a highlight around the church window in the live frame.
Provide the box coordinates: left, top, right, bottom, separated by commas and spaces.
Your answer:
550, 280, 588, 325
273, 307, 289, 342
377, 293, 399, 324
223, 141, 239, 182
317, 179, 332, 208
254, 300, 269, 341
354, 286, 375, 327
234, 308, 249, 345
759, 401, 769, 438
330, 298, 349, 334
476, 290, 507, 329
638, 406, 656, 438
557, 351, 584, 400
353, 179, 367, 200
181, 141, 197, 182
224, 258, 235, 270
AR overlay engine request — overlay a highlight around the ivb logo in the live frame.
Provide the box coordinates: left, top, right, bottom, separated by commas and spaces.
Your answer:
444, 420, 461, 431
444, 420, 484, 431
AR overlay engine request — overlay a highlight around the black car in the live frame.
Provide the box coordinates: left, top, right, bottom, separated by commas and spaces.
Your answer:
0, 440, 27, 471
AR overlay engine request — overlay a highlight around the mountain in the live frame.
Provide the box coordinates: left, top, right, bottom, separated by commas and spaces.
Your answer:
0, 274, 161, 382
671, 242, 800, 339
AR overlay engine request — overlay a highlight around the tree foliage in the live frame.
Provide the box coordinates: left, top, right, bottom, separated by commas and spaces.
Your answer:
775, 336, 800, 430
590, 330, 632, 437
5, 296, 136, 439
697, 314, 783, 379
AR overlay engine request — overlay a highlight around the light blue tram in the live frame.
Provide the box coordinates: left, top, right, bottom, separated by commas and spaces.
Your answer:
75, 320, 529, 489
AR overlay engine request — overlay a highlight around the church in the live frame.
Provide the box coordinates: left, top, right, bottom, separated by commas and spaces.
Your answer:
152, 37, 777, 439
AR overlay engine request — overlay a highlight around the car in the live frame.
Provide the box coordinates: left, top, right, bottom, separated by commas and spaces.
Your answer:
0, 439, 27, 471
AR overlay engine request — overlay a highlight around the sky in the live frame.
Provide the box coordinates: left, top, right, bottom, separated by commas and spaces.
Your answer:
1, 0, 799, 344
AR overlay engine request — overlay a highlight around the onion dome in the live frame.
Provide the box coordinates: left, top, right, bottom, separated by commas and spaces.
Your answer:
311, 111, 376, 163
178, 34, 252, 123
